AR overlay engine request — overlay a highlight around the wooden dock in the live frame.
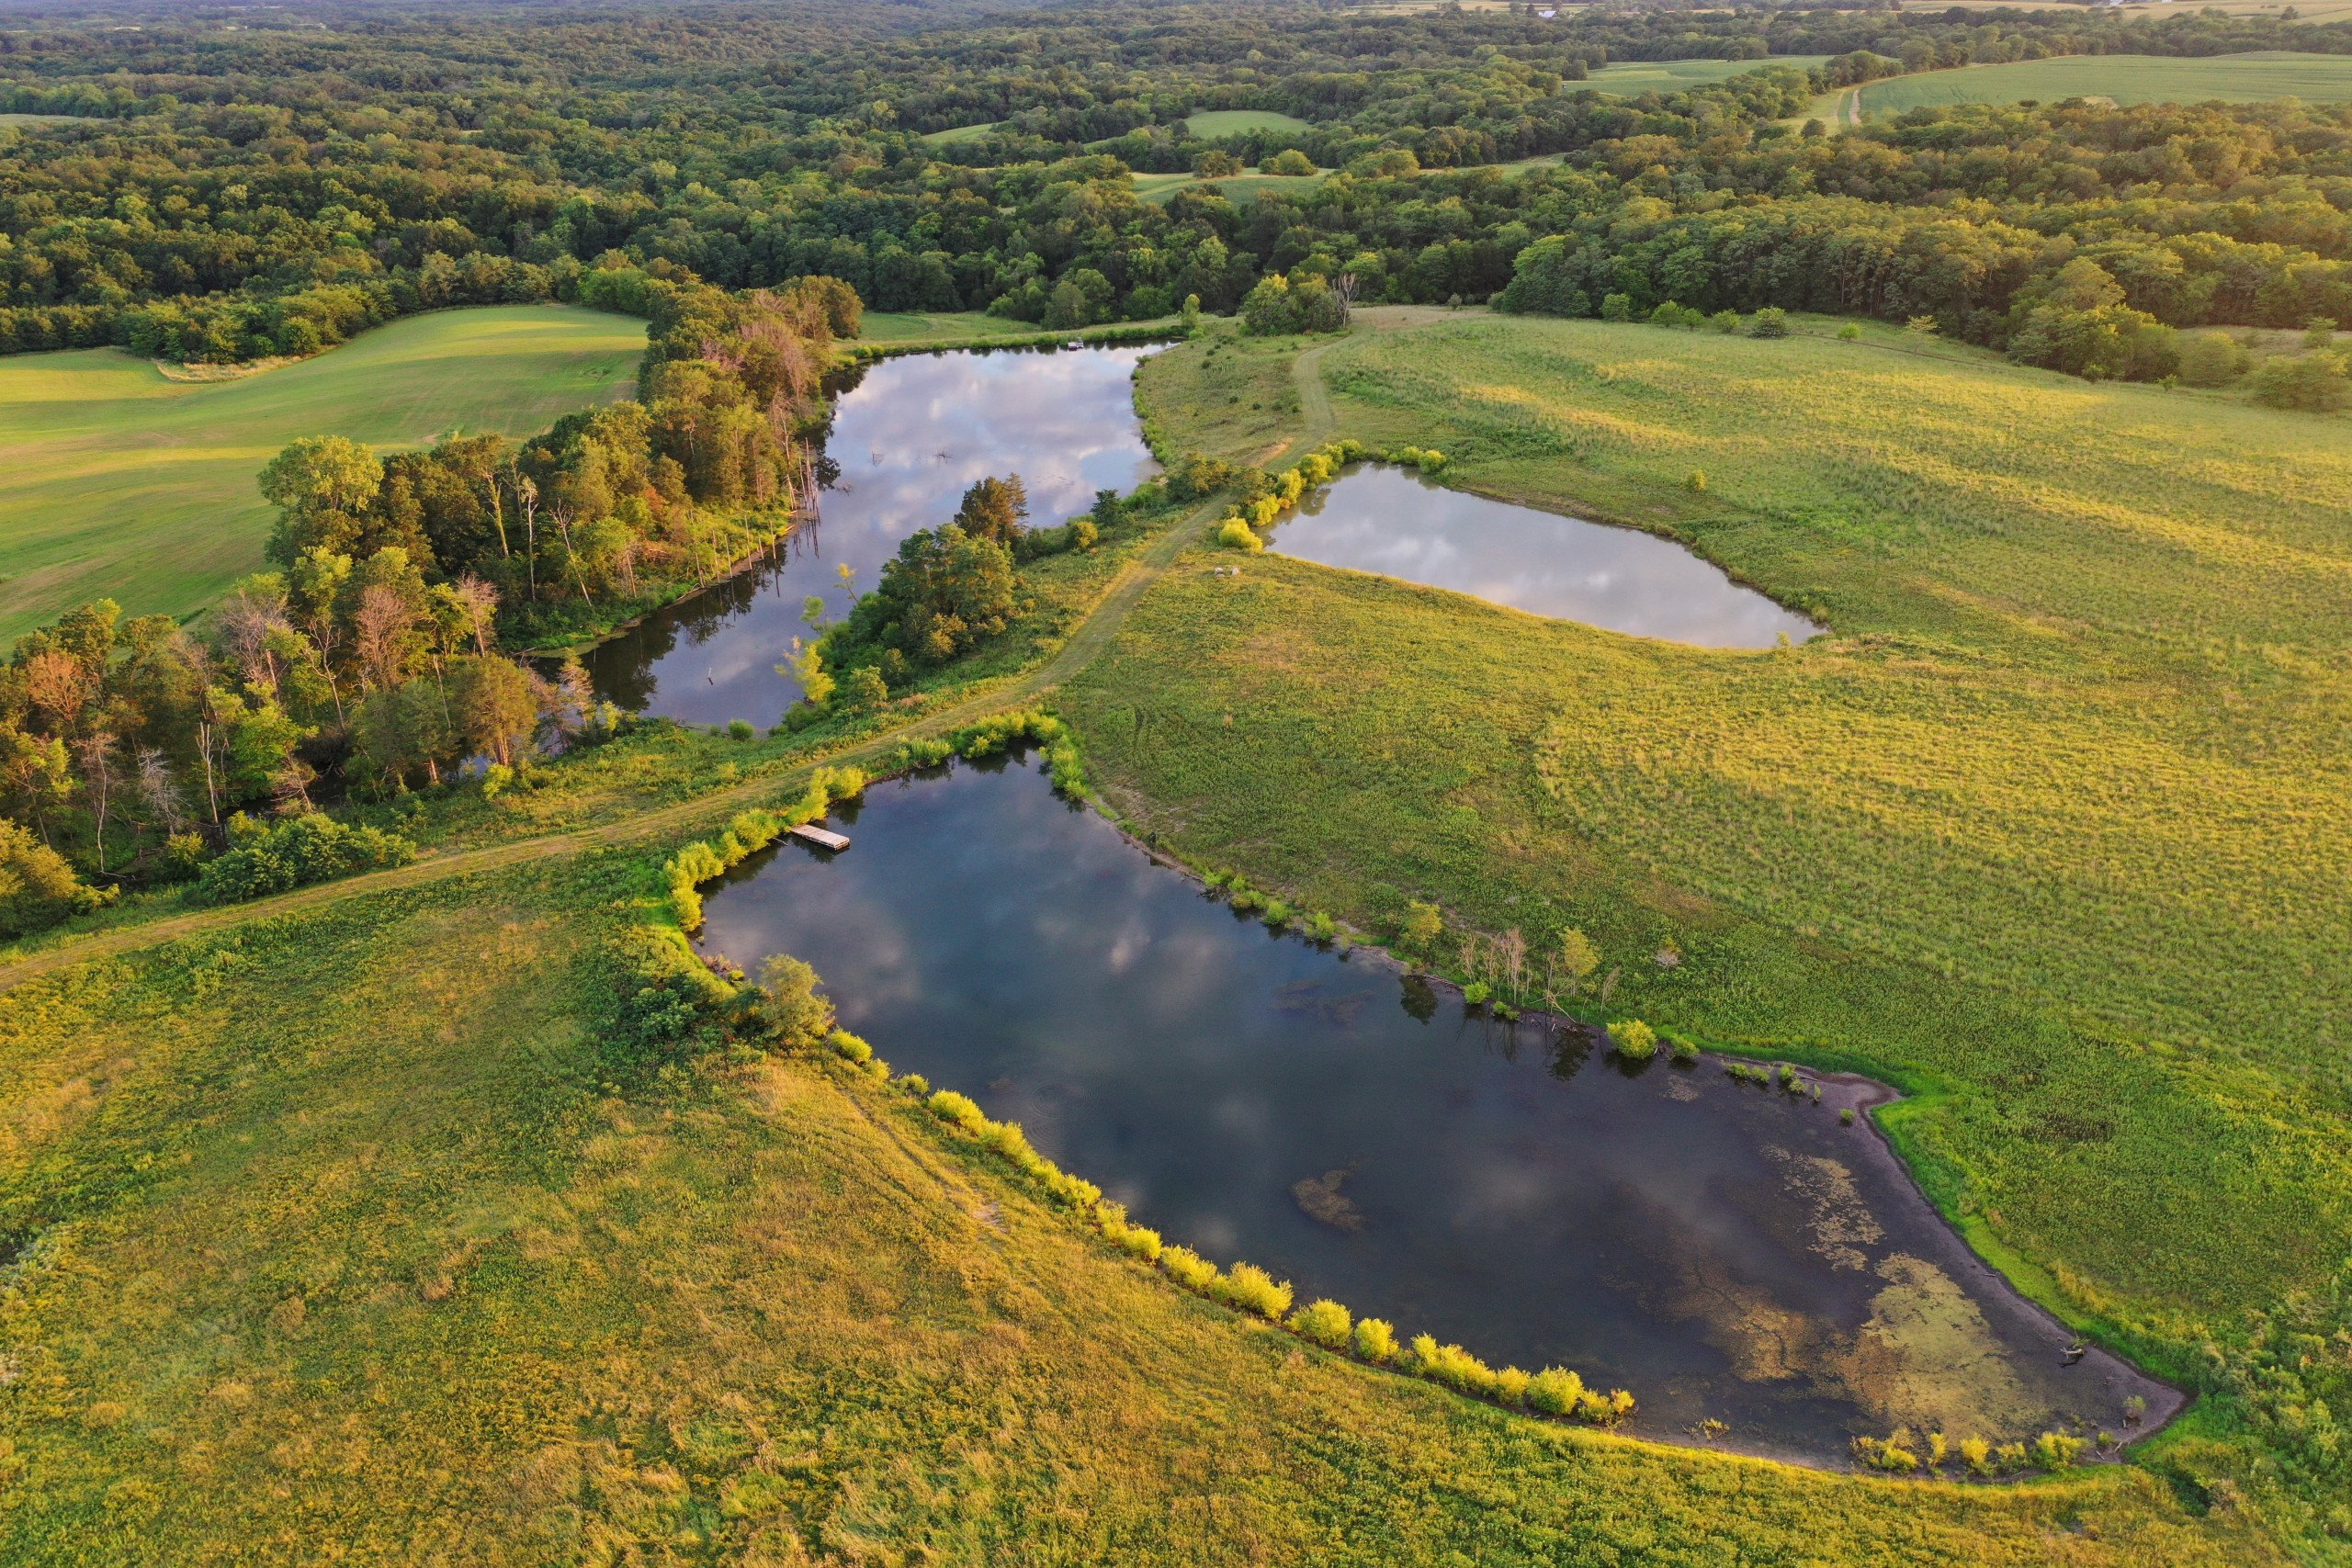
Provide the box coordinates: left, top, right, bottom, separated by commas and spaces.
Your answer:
790, 823, 851, 852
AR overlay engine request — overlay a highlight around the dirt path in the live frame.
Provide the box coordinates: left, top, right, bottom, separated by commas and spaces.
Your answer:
0, 495, 1226, 993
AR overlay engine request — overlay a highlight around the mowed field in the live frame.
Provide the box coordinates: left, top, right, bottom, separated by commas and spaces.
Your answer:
0, 305, 645, 641
1589, 54, 1827, 90
1089, 315, 2352, 1534
1856, 51, 2352, 117
1183, 108, 1314, 138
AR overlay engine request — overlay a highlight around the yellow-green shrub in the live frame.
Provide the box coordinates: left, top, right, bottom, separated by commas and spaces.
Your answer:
1288, 1298, 1352, 1349
1353, 1316, 1399, 1363
1526, 1366, 1586, 1416
1160, 1245, 1219, 1291
1213, 1262, 1294, 1321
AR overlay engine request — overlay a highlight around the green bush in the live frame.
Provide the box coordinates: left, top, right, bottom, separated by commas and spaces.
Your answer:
1610, 1019, 1657, 1061
1747, 307, 1790, 339
1288, 1298, 1353, 1349
1353, 1316, 1400, 1363
1526, 1366, 1586, 1416
0, 819, 113, 935
2031, 1430, 2086, 1471
1216, 518, 1264, 552
1159, 1245, 1218, 1291
726, 718, 755, 740
826, 1029, 874, 1065
1213, 1261, 1295, 1321
191, 812, 415, 906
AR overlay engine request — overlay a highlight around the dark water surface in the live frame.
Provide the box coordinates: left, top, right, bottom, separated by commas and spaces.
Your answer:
697, 755, 2172, 1461
586, 344, 1159, 725
1266, 464, 1823, 649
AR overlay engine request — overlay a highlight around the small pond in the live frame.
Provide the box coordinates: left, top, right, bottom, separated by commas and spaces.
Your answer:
1264, 464, 1822, 649
695, 752, 2173, 1462
586, 344, 1160, 725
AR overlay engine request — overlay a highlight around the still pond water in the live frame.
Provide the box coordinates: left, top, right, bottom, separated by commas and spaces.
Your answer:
697, 753, 2171, 1461
586, 344, 1161, 725
1265, 464, 1823, 649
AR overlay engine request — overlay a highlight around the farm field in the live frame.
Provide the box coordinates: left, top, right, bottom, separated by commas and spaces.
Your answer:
1589, 54, 1828, 89
1133, 168, 1329, 205
1183, 108, 1314, 138
1091, 311, 2352, 1537
0, 305, 644, 641
1854, 51, 2352, 117
917, 118, 1000, 143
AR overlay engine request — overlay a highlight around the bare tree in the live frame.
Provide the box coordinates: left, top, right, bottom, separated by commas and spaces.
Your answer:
72, 731, 119, 871
353, 582, 417, 693
133, 747, 188, 836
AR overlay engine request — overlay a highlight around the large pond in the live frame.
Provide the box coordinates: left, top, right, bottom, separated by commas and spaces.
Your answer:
586, 344, 1160, 725
696, 752, 2174, 1462
1265, 464, 1823, 649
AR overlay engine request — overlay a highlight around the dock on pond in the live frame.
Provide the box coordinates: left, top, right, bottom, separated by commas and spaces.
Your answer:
790, 823, 851, 852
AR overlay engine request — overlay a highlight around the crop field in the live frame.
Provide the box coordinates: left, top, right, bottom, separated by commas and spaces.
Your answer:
1856, 51, 2352, 117
1183, 108, 1315, 138
0, 305, 644, 641
1589, 54, 1828, 90
1082, 312, 2352, 1534
0, 796, 2283, 1564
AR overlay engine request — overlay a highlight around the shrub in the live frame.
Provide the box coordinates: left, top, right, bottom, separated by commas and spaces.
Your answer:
2177, 331, 2253, 387
1159, 1245, 1218, 1291
1289, 1298, 1353, 1349
1668, 1034, 1700, 1063
1216, 518, 1263, 552
1958, 1435, 1992, 1475
1214, 1261, 1295, 1321
825, 1028, 873, 1065
1684, 469, 1706, 492
0, 819, 113, 935
2248, 351, 2350, 412
727, 718, 755, 740
1600, 292, 1634, 322
191, 813, 415, 906
1462, 981, 1490, 1008
1707, 310, 1741, 334
1069, 515, 1099, 551
758, 954, 835, 1048
1354, 1317, 1400, 1363
1611, 1020, 1657, 1061
1096, 1201, 1164, 1263
1494, 1366, 1532, 1407
1840, 1107, 1857, 1125
1306, 911, 1338, 943
927, 1089, 988, 1133
1838, 323, 1861, 341
1579, 1388, 1636, 1426
1747, 308, 1790, 339
2032, 1430, 2086, 1470
1527, 1366, 1586, 1416
899, 1073, 930, 1097
1261, 148, 1316, 175
841, 665, 890, 713
1411, 1336, 1500, 1398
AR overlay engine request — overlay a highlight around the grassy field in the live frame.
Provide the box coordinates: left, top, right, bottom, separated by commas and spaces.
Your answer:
917, 119, 1001, 144
1093, 311, 2352, 1547
0, 781, 2285, 1564
1855, 51, 2352, 117
1133, 169, 1329, 206
1183, 108, 1314, 139
0, 305, 644, 642
1589, 54, 1828, 90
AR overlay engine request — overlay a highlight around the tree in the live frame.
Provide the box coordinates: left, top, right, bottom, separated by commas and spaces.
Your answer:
450, 655, 539, 767
1261, 148, 1315, 175
0, 819, 109, 936
840, 666, 889, 713
1401, 899, 1442, 953
758, 953, 834, 1048
259, 436, 386, 567
952, 475, 1030, 547
1555, 927, 1600, 997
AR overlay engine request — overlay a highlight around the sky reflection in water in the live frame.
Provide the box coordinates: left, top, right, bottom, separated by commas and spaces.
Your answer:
1266, 464, 1823, 649
695, 755, 2166, 1460
586, 344, 1159, 724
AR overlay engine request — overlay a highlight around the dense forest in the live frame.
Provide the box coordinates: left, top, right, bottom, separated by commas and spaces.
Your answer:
1, 0, 2348, 380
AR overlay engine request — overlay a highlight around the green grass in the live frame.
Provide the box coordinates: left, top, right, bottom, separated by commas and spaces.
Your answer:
0, 800, 2283, 1563
1083, 312, 2352, 1544
0, 113, 88, 128
0, 305, 645, 642
1856, 51, 2352, 117
1132, 168, 1329, 206
918, 118, 1001, 143
1589, 55, 1830, 90
1183, 108, 1314, 139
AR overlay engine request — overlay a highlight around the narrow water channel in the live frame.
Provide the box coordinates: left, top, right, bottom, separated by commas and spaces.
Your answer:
695, 753, 2174, 1463
1265, 464, 1823, 649
585, 344, 1161, 725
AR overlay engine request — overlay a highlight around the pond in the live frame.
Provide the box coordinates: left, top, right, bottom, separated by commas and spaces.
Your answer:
1264, 464, 1823, 649
695, 752, 2174, 1463
585, 344, 1160, 725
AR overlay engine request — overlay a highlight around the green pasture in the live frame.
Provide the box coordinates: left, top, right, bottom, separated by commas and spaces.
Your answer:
918, 118, 1001, 144
1133, 169, 1329, 206
1098, 312, 2352, 1536
0, 305, 645, 641
1183, 108, 1314, 139
1856, 51, 2352, 117
1589, 55, 1829, 90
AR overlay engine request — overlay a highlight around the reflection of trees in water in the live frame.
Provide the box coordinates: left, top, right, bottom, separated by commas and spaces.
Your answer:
582, 522, 831, 711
